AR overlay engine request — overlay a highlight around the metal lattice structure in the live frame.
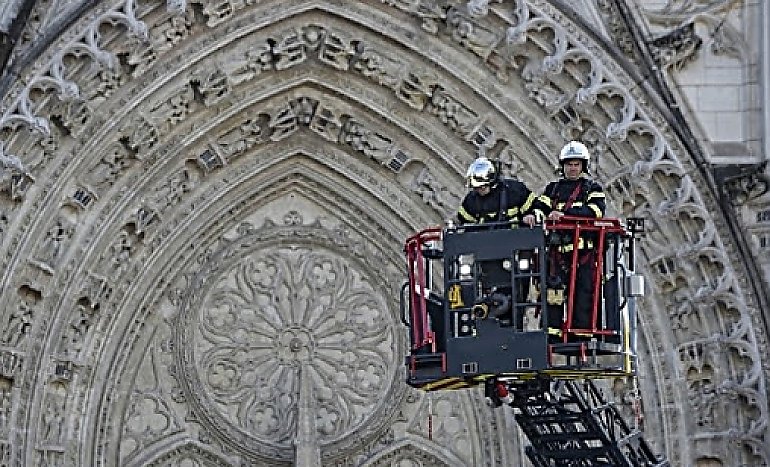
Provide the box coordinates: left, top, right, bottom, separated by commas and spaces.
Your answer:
506, 378, 667, 467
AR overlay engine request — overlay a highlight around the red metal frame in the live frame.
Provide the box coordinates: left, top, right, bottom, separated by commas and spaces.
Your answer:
544, 216, 628, 342
404, 227, 442, 352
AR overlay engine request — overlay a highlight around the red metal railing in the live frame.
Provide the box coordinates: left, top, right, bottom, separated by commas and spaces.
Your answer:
544, 216, 628, 342
404, 227, 442, 352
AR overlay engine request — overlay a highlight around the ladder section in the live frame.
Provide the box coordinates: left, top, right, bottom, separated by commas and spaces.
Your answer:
496, 379, 668, 467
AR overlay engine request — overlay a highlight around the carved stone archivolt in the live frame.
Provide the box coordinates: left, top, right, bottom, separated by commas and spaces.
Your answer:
0, 1, 767, 466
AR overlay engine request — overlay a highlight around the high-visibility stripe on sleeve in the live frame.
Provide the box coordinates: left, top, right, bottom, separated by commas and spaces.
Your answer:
521, 192, 536, 212
589, 204, 603, 218
458, 207, 475, 222
587, 192, 605, 200
538, 194, 552, 207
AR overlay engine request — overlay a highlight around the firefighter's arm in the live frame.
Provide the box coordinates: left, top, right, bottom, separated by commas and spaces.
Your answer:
518, 190, 542, 226
529, 187, 555, 224
457, 205, 475, 223
457, 195, 478, 224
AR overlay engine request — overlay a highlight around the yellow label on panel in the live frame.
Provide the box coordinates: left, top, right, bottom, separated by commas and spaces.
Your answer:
448, 284, 464, 309
546, 288, 564, 305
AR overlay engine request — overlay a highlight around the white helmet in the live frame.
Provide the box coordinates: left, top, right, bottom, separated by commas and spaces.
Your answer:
559, 141, 590, 169
466, 157, 497, 188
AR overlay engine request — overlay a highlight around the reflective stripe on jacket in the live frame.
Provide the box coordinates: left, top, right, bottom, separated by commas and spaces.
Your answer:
540, 177, 605, 219
457, 179, 547, 225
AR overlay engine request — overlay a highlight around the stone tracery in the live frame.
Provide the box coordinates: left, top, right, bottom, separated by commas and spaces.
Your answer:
171, 235, 400, 460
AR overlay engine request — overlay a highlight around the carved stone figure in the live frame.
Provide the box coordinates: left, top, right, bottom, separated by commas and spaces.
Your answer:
341, 119, 394, 164
0, 150, 31, 201
85, 143, 134, 193
214, 118, 265, 158
412, 167, 459, 213
33, 217, 75, 273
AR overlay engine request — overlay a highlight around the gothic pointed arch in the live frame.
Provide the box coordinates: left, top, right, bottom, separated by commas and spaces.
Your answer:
128, 439, 234, 466
360, 438, 467, 466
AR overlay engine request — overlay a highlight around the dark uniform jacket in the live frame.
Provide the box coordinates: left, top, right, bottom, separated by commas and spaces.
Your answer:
540, 176, 606, 252
457, 179, 546, 225
540, 176, 605, 219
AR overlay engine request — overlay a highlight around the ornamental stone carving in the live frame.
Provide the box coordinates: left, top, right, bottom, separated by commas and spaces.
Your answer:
0, 149, 34, 201
648, 22, 702, 71
169, 227, 402, 461
713, 162, 770, 206
111, 217, 411, 465
641, 0, 747, 60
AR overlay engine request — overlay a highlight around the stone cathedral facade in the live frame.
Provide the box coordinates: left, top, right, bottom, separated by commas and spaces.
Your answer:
0, 0, 768, 465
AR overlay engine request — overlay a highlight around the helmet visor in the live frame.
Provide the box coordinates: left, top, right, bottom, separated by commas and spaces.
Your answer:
466, 158, 496, 187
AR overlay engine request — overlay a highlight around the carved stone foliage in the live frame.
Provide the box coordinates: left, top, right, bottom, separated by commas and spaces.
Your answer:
648, 22, 702, 71
0, 149, 34, 202
713, 162, 770, 206
594, 1, 638, 58
640, 0, 747, 59
598, 0, 747, 65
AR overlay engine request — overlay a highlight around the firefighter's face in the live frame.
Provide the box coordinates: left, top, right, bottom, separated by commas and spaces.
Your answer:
563, 160, 583, 180
474, 184, 492, 196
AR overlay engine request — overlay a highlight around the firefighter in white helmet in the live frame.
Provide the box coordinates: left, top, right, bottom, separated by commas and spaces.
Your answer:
457, 157, 546, 227
538, 141, 606, 337
543, 141, 604, 220
456, 156, 549, 329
